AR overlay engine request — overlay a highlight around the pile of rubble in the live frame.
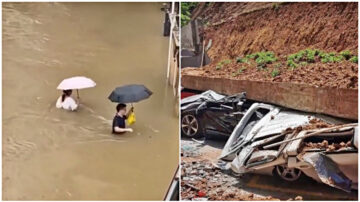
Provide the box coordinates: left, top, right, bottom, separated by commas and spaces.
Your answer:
180, 160, 277, 201
294, 119, 354, 152
304, 140, 352, 152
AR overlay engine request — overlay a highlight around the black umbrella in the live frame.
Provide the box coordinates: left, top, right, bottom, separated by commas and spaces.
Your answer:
108, 84, 153, 103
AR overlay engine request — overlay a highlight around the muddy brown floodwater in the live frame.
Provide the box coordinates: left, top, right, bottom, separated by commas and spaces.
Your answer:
2, 2, 178, 200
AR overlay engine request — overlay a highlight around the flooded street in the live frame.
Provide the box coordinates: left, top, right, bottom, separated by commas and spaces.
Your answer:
3, 2, 178, 200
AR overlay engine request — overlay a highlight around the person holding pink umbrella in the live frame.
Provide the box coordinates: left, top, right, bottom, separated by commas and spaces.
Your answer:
56, 89, 79, 111
56, 76, 96, 111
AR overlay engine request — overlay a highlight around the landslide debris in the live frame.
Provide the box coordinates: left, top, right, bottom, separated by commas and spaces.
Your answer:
181, 159, 278, 201
284, 118, 355, 153
181, 140, 280, 201
184, 2, 358, 89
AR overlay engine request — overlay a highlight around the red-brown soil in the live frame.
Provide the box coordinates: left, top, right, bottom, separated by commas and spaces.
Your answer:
185, 2, 358, 89
183, 60, 358, 89
202, 2, 358, 58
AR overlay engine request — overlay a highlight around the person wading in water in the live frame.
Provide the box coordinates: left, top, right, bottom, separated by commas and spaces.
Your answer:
56, 89, 79, 111
112, 103, 134, 134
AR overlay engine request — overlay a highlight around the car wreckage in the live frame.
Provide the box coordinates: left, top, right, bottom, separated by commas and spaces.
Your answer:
220, 103, 358, 192
181, 90, 254, 138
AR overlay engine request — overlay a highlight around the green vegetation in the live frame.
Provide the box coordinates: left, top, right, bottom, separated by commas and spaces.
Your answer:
272, 3, 280, 11
238, 66, 247, 73
300, 61, 308, 66
181, 2, 198, 27
245, 54, 256, 59
287, 60, 297, 70
216, 49, 357, 75
245, 51, 277, 69
216, 59, 232, 70
236, 57, 249, 64
286, 49, 356, 69
287, 49, 318, 64
218, 59, 232, 65
232, 67, 247, 77
320, 53, 343, 63
340, 50, 352, 60
270, 68, 280, 77
350, 56, 358, 63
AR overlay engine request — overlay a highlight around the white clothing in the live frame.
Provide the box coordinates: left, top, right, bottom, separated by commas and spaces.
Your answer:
56, 96, 78, 111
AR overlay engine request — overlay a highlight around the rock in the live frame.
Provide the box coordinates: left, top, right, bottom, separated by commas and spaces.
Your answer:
295, 196, 303, 200
322, 140, 328, 147
327, 144, 336, 152
190, 170, 198, 175
346, 141, 352, 147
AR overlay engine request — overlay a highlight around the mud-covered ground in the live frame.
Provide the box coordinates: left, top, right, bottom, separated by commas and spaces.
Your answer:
181, 139, 280, 201
184, 2, 358, 89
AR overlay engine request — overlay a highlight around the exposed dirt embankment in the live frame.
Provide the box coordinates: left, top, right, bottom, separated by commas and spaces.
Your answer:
203, 2, 358, 58
184, 2, 358, 89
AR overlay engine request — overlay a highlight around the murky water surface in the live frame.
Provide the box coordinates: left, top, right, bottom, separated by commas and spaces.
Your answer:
2, 2, 178, 200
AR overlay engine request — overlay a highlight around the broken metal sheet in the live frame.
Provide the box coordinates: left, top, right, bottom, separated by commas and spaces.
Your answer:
221, 103, 333, 161
247, 150, 278, 165
303, 152, 352, 192
354, 127, 358, 149
265, 124, 357, 150
251, 133, 286, 148
220, 103, 275, 161
252, 110, 311, 140
230, 145, 254, 173
181, 90, 225, 106
277, 132, 297, 157
286, 130, 310, 156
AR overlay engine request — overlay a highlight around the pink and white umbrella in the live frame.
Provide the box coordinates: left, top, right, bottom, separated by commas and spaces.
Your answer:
57, 76, 96, 98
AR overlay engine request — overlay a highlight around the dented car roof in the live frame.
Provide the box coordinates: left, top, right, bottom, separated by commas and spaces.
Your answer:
220, 102, 347, 161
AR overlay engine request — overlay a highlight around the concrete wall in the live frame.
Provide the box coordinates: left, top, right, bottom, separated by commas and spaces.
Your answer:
182, 72, 358, 120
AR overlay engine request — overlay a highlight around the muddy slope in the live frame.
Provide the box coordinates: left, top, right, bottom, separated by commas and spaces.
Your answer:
185, 2, 358, 89
203, 2, 358, 58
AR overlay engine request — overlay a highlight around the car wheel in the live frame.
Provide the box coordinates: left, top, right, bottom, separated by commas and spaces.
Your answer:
181, 113, 202, 138
275, 165, 302, 181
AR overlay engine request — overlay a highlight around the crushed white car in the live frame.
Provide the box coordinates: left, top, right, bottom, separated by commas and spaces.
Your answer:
220, 103, 357, 192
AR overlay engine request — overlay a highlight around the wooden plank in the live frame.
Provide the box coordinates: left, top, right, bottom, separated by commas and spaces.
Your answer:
182, 73, 358, 120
